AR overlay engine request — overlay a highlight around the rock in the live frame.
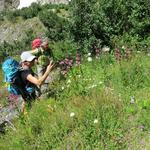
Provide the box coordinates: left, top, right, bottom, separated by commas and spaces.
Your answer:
0, 0, 20, 11
0, 0, 68, 11
0, 17, 48, 44
38, 0, 68, 4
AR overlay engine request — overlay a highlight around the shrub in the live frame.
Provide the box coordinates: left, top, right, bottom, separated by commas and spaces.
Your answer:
39, 10, 69, 41
69, 0, 150, 52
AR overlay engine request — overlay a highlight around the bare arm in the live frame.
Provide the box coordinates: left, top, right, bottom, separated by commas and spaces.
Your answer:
26, 61, 54, 86
28, 48, 41, 55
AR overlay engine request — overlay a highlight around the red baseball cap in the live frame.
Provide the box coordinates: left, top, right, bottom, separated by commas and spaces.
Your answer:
32, 38, 42, 49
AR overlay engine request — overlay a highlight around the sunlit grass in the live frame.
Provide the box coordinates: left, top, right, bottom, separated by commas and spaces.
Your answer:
0, 53, 150, 149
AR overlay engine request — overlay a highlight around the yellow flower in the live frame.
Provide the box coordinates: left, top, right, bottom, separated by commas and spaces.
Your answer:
23, 111, 28, 116
47, 105, 54, 113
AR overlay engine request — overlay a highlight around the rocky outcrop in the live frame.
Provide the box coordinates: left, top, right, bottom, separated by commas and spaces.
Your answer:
0, 17, 47, 44
38, 0, 68, 4
0, 0, 5, 11
0, 0, 68, 11
0, 0, 20, 11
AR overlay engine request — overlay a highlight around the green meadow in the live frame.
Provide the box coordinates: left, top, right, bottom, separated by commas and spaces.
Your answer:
0, 52, 150, 149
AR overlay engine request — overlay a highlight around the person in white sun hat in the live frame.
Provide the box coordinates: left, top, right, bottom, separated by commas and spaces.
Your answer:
20, 51, 54, 111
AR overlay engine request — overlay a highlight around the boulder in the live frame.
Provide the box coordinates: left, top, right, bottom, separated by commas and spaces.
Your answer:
0, 17, 47, 44
0, 0, 20, 11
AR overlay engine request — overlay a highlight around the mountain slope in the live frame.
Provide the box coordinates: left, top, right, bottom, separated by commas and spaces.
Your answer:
0, 17, 47, 44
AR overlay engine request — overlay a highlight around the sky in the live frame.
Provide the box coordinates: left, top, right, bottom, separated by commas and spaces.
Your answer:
18, 0, 38, 9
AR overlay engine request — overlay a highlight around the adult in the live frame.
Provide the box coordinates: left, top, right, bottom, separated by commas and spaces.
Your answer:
20, 51, 54, 111
29, 37, 54, 93
31, 37, 54, 76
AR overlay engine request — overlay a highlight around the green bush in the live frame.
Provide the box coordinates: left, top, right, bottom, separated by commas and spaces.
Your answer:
69, 0, 150, 52
39, 10, 69, 41
20, 3, 42, 20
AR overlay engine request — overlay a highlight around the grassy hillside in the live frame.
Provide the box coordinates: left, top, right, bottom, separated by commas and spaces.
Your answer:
0, 52, 150, 149
0, 1, 149, 149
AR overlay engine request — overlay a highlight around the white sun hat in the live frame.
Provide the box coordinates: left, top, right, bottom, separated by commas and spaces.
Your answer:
21, 52, 36, 62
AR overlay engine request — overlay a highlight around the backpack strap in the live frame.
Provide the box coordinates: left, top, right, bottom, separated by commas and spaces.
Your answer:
17, 68, 41, 100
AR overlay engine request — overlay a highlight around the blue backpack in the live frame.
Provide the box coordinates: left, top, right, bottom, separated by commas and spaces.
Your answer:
2, 58, 21, 95
2, 58, 41, 100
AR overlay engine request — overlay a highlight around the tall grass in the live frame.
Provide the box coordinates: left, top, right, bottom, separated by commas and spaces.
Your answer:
0, 53, 150, 149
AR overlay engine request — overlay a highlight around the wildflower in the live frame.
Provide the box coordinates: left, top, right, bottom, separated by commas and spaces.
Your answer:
94, 119, 98, 124
102, 46, 110, 52
70, 112, 75, 117
91, 84, 97, 88
67, 79, 71, 83
114, 48, 121, 61
122, 46, 125, 49
61, 70, 67, 76
139, 125, 145, 131
88, 84, 97, 89
78, 75, 81, 78
98, 81, 103, 84
47, 105, 54, 113
76, 51, 81, 65
147, 53, 150, 56
125, 48, 131, 59
23, 111, 28, 116
59, 60, 65, 65
47, 105, 51, 108
51, 9, 56, 12
61, 86, 65, 90
130, 96, 135, 104
88, 53, 91, 56
95, 47, 101, 58
87, 57, 92, 62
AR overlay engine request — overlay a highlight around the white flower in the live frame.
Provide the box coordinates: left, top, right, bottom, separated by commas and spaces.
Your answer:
92, 84, 97, 88
147, 54, 150, 56
87, 57, 92, 62
98, 81, 103, 84
94, 119, 98, 124
130, 96, 135, 104
61, 86, 64, 90
78, 75, 81, 78
67, 79, 71, 83
102, 46, 110, 52
88, 84, 97, 89
122, 46, 125, 49
70, 112, 75, 117
51, 9, 56, 12
137, 51, 141, 53
88, 53, 91, 56
47, 105, 51, 108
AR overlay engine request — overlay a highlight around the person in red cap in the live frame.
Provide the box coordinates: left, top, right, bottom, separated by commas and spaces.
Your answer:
32, 38, 42, 50
29, 37, 54, 93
